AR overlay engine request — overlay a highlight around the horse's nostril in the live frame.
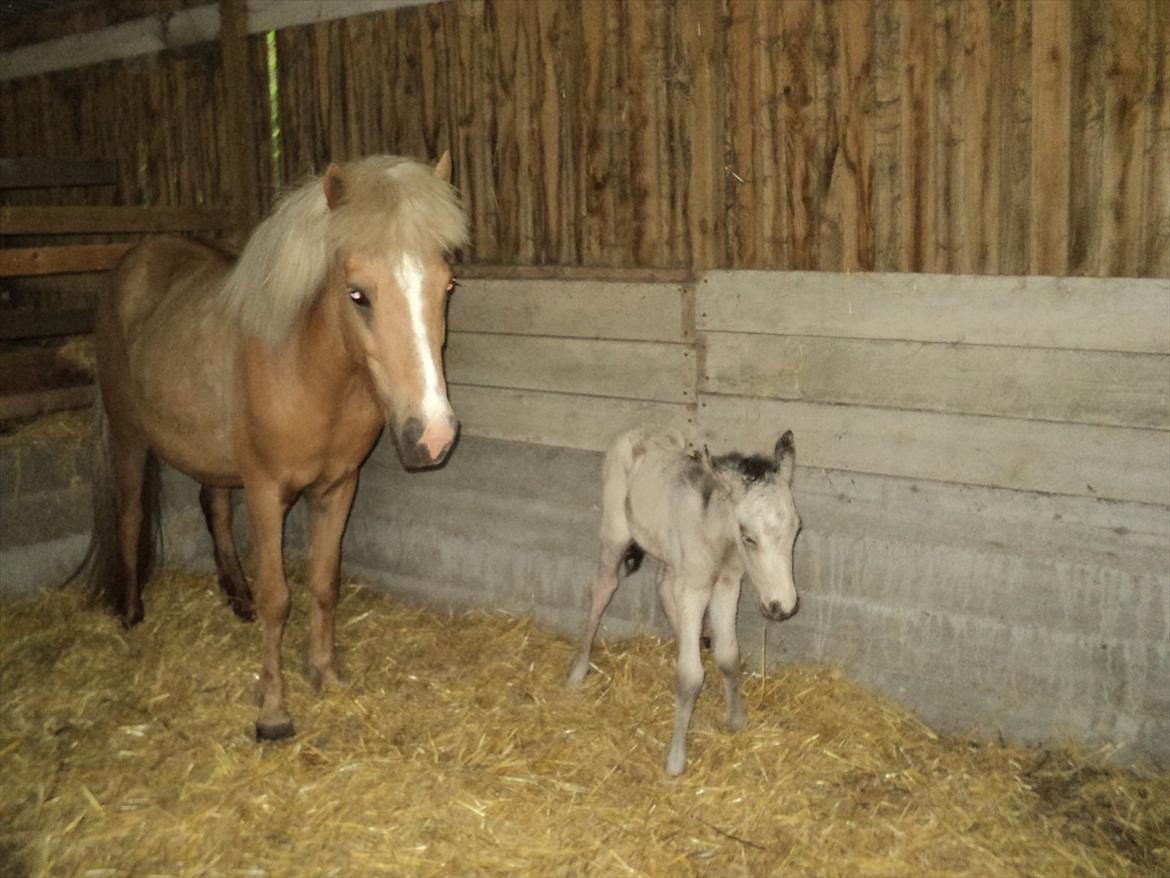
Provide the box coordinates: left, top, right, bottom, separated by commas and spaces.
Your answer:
400, 417, 424, 449
768, 601, 783, 617
780, 596, 800, 621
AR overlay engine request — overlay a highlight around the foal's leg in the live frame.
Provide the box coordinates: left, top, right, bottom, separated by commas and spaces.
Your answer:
708, 571, 746, 731
304, 474, 358, 692
199, 486, 256, 621
566, 538, 627, 686
243, 480, 295, 741
665, 577, 709, 776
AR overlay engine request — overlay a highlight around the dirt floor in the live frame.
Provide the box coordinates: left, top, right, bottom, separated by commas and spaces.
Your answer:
1, 569, 1167, 877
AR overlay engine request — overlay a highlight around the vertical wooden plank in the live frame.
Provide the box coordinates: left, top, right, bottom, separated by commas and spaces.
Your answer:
725, 0, 757, 266
959, 0, 996, 274
1030, 0, 1071, 276
1100, 0, 1148, 276
1067, 0, 1107, 275
933, 0, 961, 274
575, 0, 608, 265
676, 0, 725, 270
814, 0, 843, 270
627, 0, 669, 266
994, 0, 1031, 274
872, 0, 903, 273
899, 0, 934, 273
780, 0, 819, 271
1141, 0, 1170, 277
840, 0, 874, 271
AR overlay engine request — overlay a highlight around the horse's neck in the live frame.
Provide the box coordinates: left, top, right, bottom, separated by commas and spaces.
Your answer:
289, 289, 380, 422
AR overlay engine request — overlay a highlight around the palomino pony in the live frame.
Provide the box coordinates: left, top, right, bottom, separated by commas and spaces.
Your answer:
567, 428, 801, 775
81, 153, 468, 740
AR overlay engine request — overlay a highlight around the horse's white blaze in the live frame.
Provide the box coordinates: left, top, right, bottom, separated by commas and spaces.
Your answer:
394, 253, 450, 422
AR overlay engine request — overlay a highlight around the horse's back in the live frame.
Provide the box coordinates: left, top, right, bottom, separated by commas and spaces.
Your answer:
98, 236, 244, 483
106, 236, 235, 333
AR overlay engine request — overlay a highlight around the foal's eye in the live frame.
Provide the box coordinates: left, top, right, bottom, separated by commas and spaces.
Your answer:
348, 286, 370, 308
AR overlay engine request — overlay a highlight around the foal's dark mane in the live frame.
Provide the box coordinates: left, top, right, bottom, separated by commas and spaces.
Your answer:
682, 448, 779, 510
712, 452, 778, 484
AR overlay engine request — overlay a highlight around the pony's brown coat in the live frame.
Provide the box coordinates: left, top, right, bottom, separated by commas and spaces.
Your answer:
81, 153, 467, 739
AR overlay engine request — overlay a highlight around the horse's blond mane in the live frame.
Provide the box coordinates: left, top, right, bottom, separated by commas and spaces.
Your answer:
219, 155, 469, 345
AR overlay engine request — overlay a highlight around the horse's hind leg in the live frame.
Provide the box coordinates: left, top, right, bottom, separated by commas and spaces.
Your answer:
566, 539, 627, 686
199, 486, 255, 621
708, 571, 746, 731
110, 438, 151, 626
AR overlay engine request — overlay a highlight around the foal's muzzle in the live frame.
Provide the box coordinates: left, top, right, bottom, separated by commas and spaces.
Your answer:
761, 596, 799, 622
398, 414, 459, 468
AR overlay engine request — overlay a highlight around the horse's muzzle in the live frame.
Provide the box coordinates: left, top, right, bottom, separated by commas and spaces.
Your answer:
398, 414, 459, 468
761, 596, 799, 622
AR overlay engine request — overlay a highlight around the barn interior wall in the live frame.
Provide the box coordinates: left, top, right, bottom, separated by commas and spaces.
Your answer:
2, 0, 1167, 277
334, 269, 1169, 768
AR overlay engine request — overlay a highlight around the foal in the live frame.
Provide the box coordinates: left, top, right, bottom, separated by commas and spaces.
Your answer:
567, 428, 801, 775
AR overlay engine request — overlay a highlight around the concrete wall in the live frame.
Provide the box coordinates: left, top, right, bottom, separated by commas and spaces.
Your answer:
348, 269, 1169, 767
3, 269, 1167, 768
0, 423, 216, 598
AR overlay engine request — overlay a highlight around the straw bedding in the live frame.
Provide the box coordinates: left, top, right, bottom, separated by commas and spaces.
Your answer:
1, 569, 1167, 877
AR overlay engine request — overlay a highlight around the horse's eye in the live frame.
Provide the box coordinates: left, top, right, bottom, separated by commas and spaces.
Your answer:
348, 287, 370, 308
741, 532, 757, 548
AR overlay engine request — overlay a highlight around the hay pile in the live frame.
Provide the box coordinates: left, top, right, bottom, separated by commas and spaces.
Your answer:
2, 570, 1167, 877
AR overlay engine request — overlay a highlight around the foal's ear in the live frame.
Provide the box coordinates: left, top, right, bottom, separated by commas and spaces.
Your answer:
434, 150, 453, 183
774, 430, 795, 484
323, 163, 345, 210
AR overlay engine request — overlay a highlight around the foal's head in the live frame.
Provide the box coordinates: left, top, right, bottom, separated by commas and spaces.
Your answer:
715, 432, 800, 621
323, 154, 468, 467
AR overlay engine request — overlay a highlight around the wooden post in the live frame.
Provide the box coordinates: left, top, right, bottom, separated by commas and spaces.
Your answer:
220, 0, 260, 241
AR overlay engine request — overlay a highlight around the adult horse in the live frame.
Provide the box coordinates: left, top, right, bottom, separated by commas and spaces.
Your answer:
80, 153, 468, 740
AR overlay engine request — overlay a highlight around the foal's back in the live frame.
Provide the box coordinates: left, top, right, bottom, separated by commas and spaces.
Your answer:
620, 431, 722, 570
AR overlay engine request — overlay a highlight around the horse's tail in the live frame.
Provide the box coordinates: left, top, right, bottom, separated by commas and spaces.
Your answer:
70, 396, 162, 615
621, 542, 645, 577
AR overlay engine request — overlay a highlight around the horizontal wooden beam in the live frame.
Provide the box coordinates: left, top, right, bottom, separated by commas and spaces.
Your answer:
455, 264, 693, 284
0, 385, 94, 423
0, 309, 94, 341
0, 157, 118, 190
0, 1, 433, 81
0, 243, 131, 276
0, 205, 233, 235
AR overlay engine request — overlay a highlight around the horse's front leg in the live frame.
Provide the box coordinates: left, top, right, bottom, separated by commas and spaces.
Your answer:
243, 480, 294, 741
304, 473, 358, 692
709, 570, 746, 731
666, 577, 708, 776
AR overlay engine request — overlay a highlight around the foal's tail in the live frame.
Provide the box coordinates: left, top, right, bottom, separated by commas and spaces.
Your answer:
621, 542, 645, 577
70, 397, 163, 616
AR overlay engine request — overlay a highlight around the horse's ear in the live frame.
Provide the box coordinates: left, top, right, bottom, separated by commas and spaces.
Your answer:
774, 430, 795, 484
434, 150, 453, 183
323, 163, 345, 210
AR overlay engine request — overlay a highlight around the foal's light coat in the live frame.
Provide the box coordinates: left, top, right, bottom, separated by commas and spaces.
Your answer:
568, 428, 801, 775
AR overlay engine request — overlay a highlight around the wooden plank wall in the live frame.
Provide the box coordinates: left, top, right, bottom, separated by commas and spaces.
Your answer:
0, 37, 273, 231
268, 0, 1168, 278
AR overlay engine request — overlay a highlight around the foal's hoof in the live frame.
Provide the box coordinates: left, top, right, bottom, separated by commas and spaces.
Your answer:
118, 606, 145, 629
255, 719, 295, 742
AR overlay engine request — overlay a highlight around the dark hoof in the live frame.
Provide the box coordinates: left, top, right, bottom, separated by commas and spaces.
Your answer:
230, 598, 257, 623
255, 719, 295, 742
119, 606, 145, 629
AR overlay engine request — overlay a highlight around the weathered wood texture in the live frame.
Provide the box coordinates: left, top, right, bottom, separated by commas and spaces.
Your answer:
260, 0, 1167, 277
2, 0, 1164, 277
443, 271, 1170, 509
0, 32, 272, 232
